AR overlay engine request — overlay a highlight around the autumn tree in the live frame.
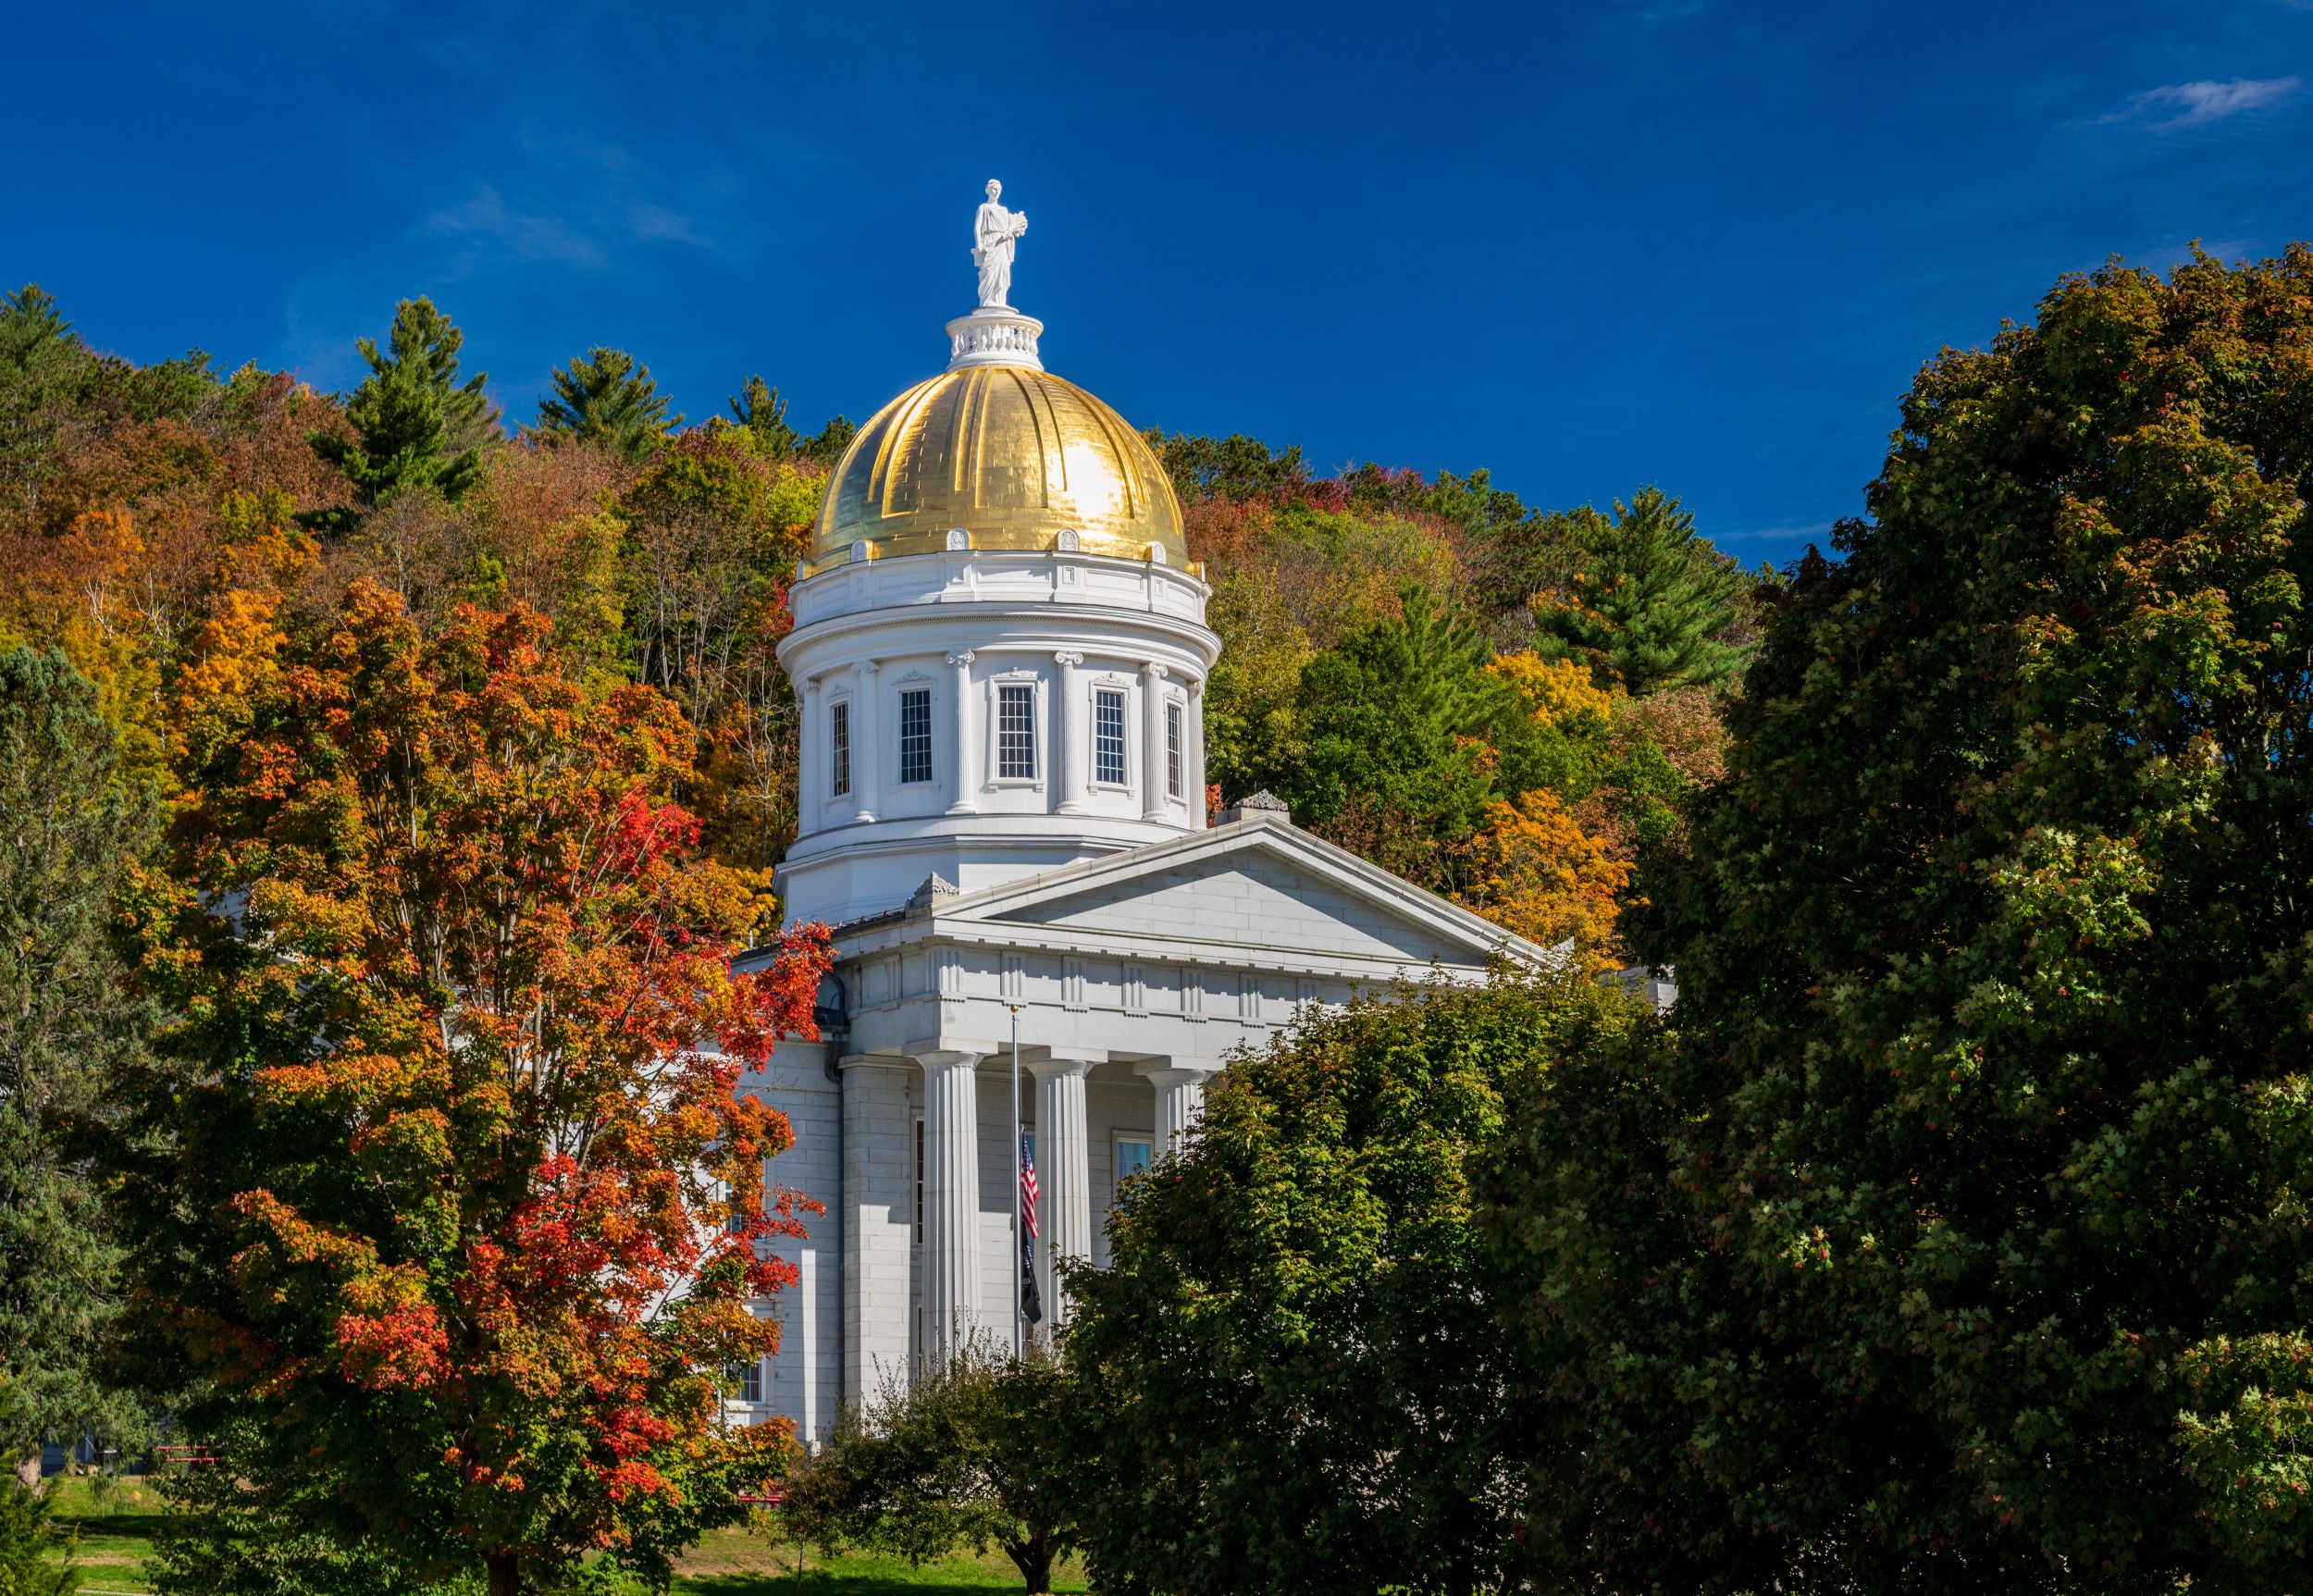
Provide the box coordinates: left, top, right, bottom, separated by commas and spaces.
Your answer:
538, 348, 680, 464
1066, 972, 1637, 1596
308, 298, 497, 526
0, 650, 155, 1485
1484, 247, 2313, 1592
614, 432, 822, 868
110, 584, 830, 1596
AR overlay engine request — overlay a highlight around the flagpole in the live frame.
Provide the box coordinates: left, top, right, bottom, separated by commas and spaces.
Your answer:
1007, 1002, 1023, 1361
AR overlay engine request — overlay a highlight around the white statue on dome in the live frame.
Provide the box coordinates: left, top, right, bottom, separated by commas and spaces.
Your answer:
972, 179, 1028, 309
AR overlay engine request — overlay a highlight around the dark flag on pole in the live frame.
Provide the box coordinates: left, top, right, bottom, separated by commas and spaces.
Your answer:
1019, 1133, 1044, 1327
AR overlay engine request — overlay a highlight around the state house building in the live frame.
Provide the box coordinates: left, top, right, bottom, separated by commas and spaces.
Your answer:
731, 197, 1559, 1436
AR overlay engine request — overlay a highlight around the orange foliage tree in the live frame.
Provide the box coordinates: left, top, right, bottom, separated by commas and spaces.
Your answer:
111, 581, 831, 1596
1456, 786, 1629, 967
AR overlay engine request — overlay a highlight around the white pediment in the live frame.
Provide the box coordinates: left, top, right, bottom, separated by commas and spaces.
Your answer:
923, 815, 1545, 973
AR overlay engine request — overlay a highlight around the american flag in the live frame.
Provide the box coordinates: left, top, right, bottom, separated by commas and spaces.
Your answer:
1019, 1133, 1043, 1325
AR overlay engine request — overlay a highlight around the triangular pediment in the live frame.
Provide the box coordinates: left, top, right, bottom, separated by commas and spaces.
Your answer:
927, 817, 1546, 971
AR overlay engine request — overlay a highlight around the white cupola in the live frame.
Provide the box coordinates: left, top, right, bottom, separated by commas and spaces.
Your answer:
774, 291, 1220, 928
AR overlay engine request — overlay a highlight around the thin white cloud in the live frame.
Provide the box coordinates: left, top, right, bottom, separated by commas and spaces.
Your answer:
2102, 76, 2302, 130
423, 188, 606, 268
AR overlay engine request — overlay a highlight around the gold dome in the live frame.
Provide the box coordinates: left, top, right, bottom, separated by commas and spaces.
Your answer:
807, 363, 1186, 575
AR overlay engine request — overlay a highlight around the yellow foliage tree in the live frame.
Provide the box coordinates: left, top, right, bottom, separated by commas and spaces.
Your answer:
1485, 650, 1612, 732
1456, 786, 1629, 968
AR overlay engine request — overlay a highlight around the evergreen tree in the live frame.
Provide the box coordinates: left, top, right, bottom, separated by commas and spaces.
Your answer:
725, 374, 799, 455
537, 347, 681, 463
308, 297, 497, 526
1275, 586, 1507, 843
0, 286, 84, 522
1534, 487, 1749, 694
798, 413, 855, 467
0, 649, 154, 1485
0, 1475, 72, 1594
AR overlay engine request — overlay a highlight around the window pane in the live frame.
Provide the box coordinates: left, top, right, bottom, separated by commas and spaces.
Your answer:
1166, 701, 1183, 798
1095, 688, 1127, 785
742, 1359, 763, 1404
1117, 1139, 1152, 1182
998, 684, 1036, 779
830, 701, 851, 797
898, 688, 933, 785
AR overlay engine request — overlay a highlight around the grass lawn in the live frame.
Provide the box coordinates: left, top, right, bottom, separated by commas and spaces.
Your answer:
39, 1477, 1084, 1595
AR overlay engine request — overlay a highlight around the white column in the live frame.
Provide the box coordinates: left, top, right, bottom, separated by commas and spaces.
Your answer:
1139, 662, 1169, 822
946, 651, 976, 812
917, 1048, 983, 1364
850, 660, 881, 825
1186, 675, 1207, 827
1141, 1061, 1211, 1160
840, 1057, 913, 1404
1054, 650, 1084, 813
801, 678, 823, 836
1027, 1053, 1094, 1329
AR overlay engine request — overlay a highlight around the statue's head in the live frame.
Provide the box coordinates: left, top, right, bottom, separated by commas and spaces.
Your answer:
985, 179, 1002, 200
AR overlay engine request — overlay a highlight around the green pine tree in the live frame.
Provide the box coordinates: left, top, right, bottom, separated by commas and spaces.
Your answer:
798, 413, 856, 466
725, 374, 799, 455
537, 347, 681, 463
1276, 585, 1509, 849
0, 649, 155, 1485
0, 286, 84, 522
308, 297, 498, 527
1534, 487, 1749, 694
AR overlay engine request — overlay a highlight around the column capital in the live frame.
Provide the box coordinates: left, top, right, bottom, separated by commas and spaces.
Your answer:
1053, 649, 1084, 667
1138, 1061, 1214, 1086
1140, 661, 1170, 681
911, 1047, 986, 1072
946, 650, 975, 667
856, 659, 882, 678
1024, 1049, 1102, 1080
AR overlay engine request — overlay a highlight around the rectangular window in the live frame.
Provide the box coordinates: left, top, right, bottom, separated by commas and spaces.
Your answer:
1166, 701, 1184, 798
1095, 687, 1127, 785
898, 687, 933, 785
829, 700, 851, 798
741, 1359, 763, 1404
998, 683, 1037, 779
913, 1119, 924, 1243
1116, 1137, 1153, 1184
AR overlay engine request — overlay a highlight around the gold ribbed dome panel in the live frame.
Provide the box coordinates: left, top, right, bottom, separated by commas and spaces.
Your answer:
809, 365, 1185, 573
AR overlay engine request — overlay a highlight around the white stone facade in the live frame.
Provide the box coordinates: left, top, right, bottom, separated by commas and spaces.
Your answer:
737, 790, 1548, 1435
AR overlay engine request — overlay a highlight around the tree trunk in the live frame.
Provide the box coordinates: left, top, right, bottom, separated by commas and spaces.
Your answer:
1006, 1530, 1053, 1594
14, 1451, 43, 1492
486, 1552, 521, 1596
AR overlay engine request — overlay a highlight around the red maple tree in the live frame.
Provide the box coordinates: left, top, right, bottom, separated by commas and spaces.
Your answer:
115, 580, 831, 1595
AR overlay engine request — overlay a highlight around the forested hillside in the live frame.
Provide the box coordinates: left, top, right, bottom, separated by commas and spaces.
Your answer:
0, 285, 1765, 966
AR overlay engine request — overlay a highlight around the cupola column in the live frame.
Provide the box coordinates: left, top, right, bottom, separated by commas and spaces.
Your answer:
1054, 651, 1085, 813
801, 678, 823, 836
1187, 675, 1208, 827
916, 1048, 984, 1365
945, 651, 977, 813
851, 660, 881, 825
1140, 663, 1170, 822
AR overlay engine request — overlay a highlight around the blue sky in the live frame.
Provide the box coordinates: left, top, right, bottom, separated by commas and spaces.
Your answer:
8, 1, 2310, 566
